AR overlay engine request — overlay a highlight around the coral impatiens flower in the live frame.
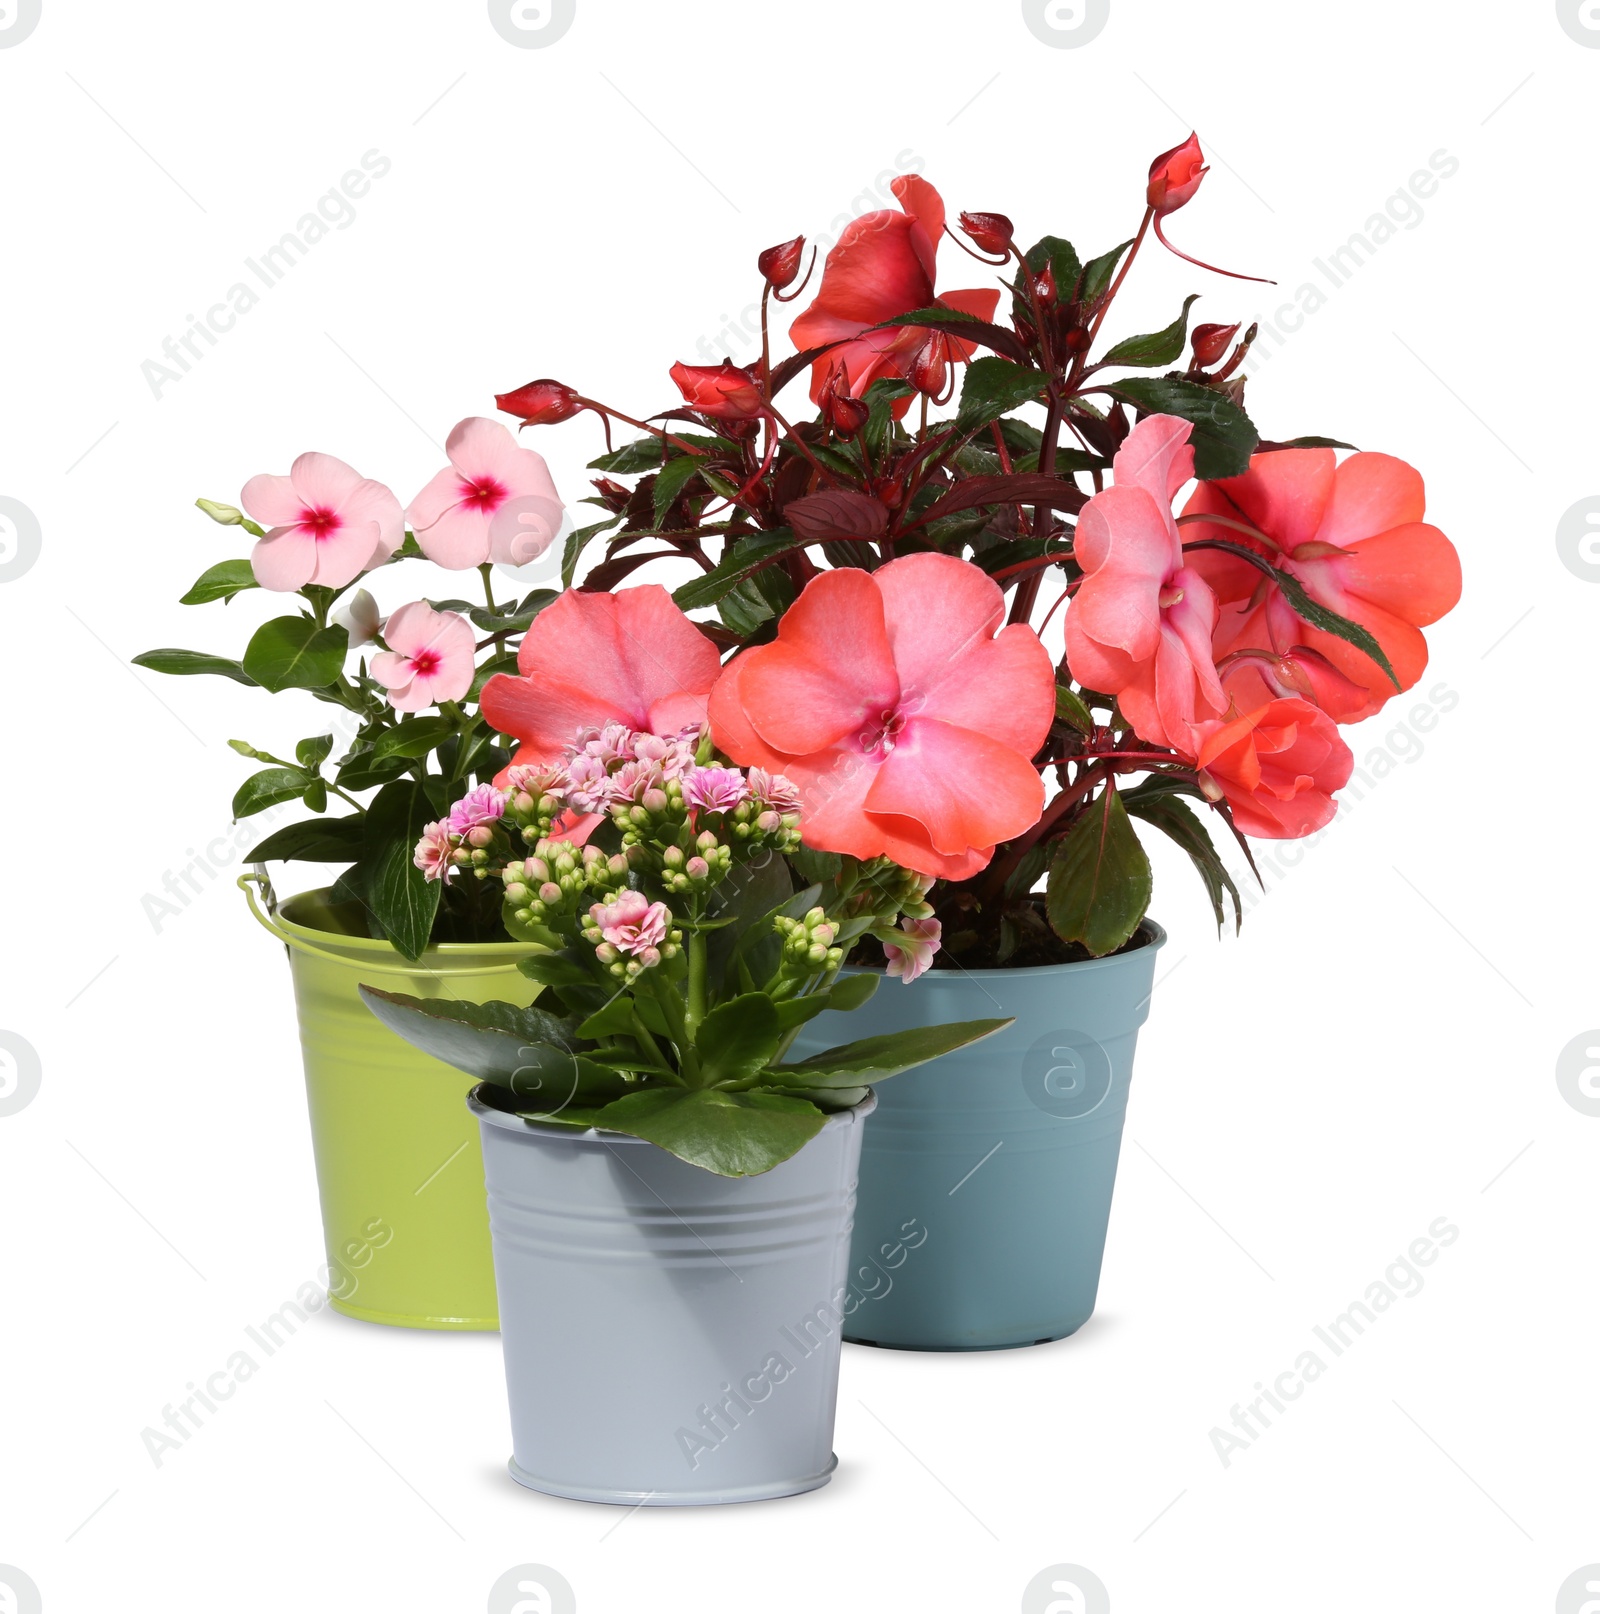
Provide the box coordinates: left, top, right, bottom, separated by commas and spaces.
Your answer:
709, 553, 1054, 880
1064, 414, 1228, 750
789, 176, 1001, 413
407, 417, 565, 570
1185, 696, 1354, 839
1182, 447, 1462, 721
481, 585, 723, 775
370, 600, 475, 711
242, 453, 403, 592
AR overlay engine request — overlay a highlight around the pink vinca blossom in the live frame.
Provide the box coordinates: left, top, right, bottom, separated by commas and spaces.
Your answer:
884, 917, 942, 984
414, 822, 460, 884
1063, 414, 1227, 751
407, 417, 565, 570
243, 453, 403, 592
370, 601, 475, 711
447, 785, 507, 835
684, 767, 748, 814
590, 890, 671, 959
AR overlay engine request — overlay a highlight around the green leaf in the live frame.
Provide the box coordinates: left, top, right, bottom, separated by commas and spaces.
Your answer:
179, 559, 259, 606
1021, 234, 1084, 306
562, 517, 622, 588
1101, 295, 1201, 369
241, 616, 350, 693
232, 767, 312, 820
588, 439, 665, 474
718, 870, 810, 996
362, 779, 441, 960
243, 816, 367, 863
1270, 435, 1359, 451
1079, 239, 1136, 305
1126, 792, 1241, 935
766, 1017, 1013, 1087
1054, 684, 1096, 734
469, 589, 557, 634
295, 734, 334, 770
825, 973, 878, 1013
371, 716, 457, 763
954, 358, 1051, 438
672, 531, 805, 611
652, 454, 705, 524
1106, 377, 1259, 480
696, 994, 782, 1088
518, 952, 600, 992
469, 652, 522, 703
303, 779, 328, 813
133, 648, 258, 686
333, 748, 412, 793
575, 1087, 828, 1177
1189, 537, 1399, 688
716, 577, 775, 636
788, 846, 843, 885
1045, 788, 1152, 957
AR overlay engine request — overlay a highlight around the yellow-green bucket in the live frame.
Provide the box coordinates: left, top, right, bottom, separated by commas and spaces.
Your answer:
241, 875, 536, 1330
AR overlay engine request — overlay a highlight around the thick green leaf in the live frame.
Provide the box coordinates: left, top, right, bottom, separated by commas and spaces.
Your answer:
767, 1016, 1013, 1087
720, 873, 813, 996
1126, 792, 1241, 935
133, 648, 258, 686
1101, 295, 1201, 369
371, 716, 457, 763
1045, 788, 1152, 956
295, 733, 334, 770
1187, 537, 1399, 687
673, 531, 805, 611
1106, 377, 1258, 480
242, 616, 350, 693
589, 439, 665, 474
232, 767, 312, 819
954, 358, 1051, 438
825, 973, 878, 1013
243, 816, 366, 863
576, 1087, 828, 1176
179, 559, 258, 605
1054, 684, 1096, 734
363, 780, 441, 960
696, 994, 782, 1087
652, 454, 705, 524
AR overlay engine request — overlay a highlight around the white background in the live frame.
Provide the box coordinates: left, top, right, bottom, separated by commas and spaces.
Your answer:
2, 1, 1596, 1610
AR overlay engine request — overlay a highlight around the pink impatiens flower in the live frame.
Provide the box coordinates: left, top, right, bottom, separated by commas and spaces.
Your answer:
884, 918, 942, 983
683, 766, 748, 814
370, 601, 475, 711
242, 452, 403, 592
414, 821, 460, 884
406, 417, 565, 570
589, 890, 671, 962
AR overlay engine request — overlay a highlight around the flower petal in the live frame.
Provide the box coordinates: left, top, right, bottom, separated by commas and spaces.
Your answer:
1314, 452, 1425, 550
250, 527, 318, 591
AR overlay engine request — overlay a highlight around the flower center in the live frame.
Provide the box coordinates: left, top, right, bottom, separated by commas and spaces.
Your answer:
300, 505, 342, 540
409, 649, 441, 678
460, 476, 508, 512
857, 707, 906, 757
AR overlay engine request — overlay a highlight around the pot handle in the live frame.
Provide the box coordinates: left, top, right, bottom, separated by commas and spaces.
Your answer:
236, 872, 536, 977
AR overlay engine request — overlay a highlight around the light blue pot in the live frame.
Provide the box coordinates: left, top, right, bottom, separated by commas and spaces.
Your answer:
790, 922, 1165, 1351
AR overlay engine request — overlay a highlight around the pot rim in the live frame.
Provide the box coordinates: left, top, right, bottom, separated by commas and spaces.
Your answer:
847, 917, 1167, 985
469, 1085, 878, 1146
277, 886, 537, 958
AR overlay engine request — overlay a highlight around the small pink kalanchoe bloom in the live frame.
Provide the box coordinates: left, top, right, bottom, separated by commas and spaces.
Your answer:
243, 452, 403, 592
883, 917, 942, 984
607, 759, 665, 805
370, 601, 475, 712
589, 890, 671, 958
414, 821, 460, 884
406, 417, 565, 570
447, 785, 507, 835
683, 766, 748, 814
564, 752, 614, 814
747, 768, 803, 814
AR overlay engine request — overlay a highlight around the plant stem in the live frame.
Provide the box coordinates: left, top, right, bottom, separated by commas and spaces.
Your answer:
479, 563, 497, 612
686, 930, 708, 1035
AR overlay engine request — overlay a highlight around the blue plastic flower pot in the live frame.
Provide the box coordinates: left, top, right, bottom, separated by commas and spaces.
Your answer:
789, 921, 1165, 1351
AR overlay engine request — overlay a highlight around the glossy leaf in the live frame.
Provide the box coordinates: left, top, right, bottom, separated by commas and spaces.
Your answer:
589, 439, 665, 474
1079, 239, 1136, 305
362, 779, 440, 960
954, 358, 1051, 437
1054, 684, 1096, 734
180, 559, 259, 606
241, 616, 350, 693
371, 716, 456, 763
133, 648, 258, 686
766, 1017, 1013, 1088
652, 454, 705, 524
1101, 295, 1201, 369
1106, 377, 1258, 480
1126, 792, 1241, 935
562, 517, 623, 588
231, 767, 311, 819
572, 1087, 828, 1176
1045, 787, 1152, 956
696, 994, 782, 1087
673, 531, 805, 610
243, 816, 366, 863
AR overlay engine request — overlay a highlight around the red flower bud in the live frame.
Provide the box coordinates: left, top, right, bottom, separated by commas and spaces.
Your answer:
1147, 132, 1208, 215
907, 337, 949, 399
758, 235, 806, 291
494, 379, 582, 425
819, 368, 870, 436
668, 360, 765, 421
1190, 322, 1240, 370
958, 211, 1014, 256
1031, 263, 1058, 306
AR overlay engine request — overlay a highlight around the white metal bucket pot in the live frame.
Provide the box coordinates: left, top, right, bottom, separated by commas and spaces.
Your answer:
472, 1091, 876, 1506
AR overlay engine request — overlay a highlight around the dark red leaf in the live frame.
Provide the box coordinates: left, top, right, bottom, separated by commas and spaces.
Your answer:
786, 489, 890, 541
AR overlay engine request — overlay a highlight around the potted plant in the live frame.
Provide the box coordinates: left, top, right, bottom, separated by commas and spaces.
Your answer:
361, 715, 1010, 1503
479, 137, 1461, 1349
136, 422, 586, 1329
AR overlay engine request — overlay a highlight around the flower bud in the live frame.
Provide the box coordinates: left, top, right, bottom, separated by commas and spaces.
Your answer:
196, 497, 245, 526
758, 235, 806, 291
642, 788, 670, 814
1190, 322, 1240, 370
668, 360, 765, 421
958, 211, 1014, 256
1147, 132, 1208, 215
539, 882, 562, 904
495, 379, 582, 425
908, 338, 948, 399
819, 368, 871, 437
686, 855, 710, 880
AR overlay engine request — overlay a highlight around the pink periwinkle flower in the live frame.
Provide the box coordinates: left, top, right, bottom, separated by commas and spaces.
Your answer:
447, 785, 507, 835
683, 766, 749, 814
884, 917, 942, 984
370, 601, 476, 711
414, 821, 460, 884
406, 417, 565, 570
243, 452, 403, 592
589, 889, 671, 959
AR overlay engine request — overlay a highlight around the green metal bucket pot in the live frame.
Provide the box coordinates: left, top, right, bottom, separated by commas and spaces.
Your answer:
240, 875, 537, 1330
